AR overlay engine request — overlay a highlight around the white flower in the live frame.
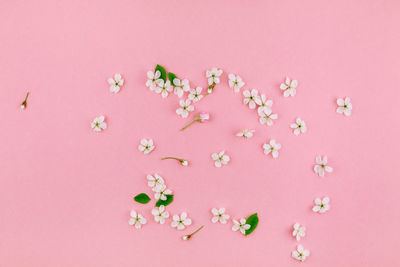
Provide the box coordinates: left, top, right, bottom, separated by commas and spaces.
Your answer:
153, 184, 172, 201
211, 208, 230, 224
206, 68, 223, 85
280, 77, 298, 97
290, 118, 307, 135
292, 245, 310, 262
108, 73, 124, 93
312, 197, 330, 213
146, 70, 161, 91
173, 78, 190, 98
138, 138, 155, 154
292, 223, 306, 241
336, 97, 352, 116
155, 80, 173, 98
171, 212, 192, 230
232, 218, 250, 235
243, 89, 262, 109
211, 151, 230, 167
258, 94, 273, 113
314, 155, 333, 177
176, 99, 194, 118
236, 129, 255, 139
263, 139, 281, 158
228, 74, 245, 92
188, 87, 203, 103
147, 173, 164, 188
91, 116, 107, 132
258, 108, 278, 126
151, 205, 169, 224
128, 210, 147, 229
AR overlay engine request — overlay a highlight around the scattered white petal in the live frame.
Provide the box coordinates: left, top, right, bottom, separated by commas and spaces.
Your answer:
258, 108, 278, 126
290, 117, 307, 135
314, 155, 333, 177
211, 151, 230, 167
173, 78, 190, 98
147, 173, 164, 188
128, 210, 147, 229
146, 70, 161, 91
280, 77, 297, 97
138, 138, 155, 154
243, 89, 262, 109
236, 129, 255, 139
153, 184, 172, 201
263, 139, 281, 158
176, 99, 194, 118
188, 87, 203, 103
91, 116, 107, 132
211, 208, 230, 224
232, 218, 250, 235
108, 73, 124, 93
228, 74, 245, 93
151, 205, 169, 224
206, 68, 223, 86
258, 94, 273, 113
312, 197, 330, 213
171, 212, 192, 230
336, 97, 352, 116
292, 223, 306, 241
292, 245, 310, 262
155, 80, 173, 98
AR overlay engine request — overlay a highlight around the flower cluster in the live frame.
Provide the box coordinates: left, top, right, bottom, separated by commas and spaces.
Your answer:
146, 65, 222, 122
210, 208, 258, 237
130, 173, 195, 233
242, 89, 277, 126
147, 173, 173, 201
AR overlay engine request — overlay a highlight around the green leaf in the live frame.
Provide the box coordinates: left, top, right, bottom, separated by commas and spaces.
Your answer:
168, 72, 178, 85
155, 194, 174, 207
245, 213, 259, 236
133, 193, 151, 204
155, 64, 167, 82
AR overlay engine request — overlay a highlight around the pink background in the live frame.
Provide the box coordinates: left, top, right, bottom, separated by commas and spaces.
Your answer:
1, 0, 400, 266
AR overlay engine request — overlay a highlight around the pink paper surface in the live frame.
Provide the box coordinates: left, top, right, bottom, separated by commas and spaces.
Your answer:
1, 1, 400, 266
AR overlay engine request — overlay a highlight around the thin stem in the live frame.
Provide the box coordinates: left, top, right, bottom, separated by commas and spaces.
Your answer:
24, 92, 30, 102
190, 225, 204, 236
161, 157, 183, 162
180, 117, 199, 131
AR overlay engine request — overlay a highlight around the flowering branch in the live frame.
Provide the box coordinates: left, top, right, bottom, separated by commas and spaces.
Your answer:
182, 225, 204, 240
180, 112, 209, 131
161, 157, 188, 166
20, 92, 29, 109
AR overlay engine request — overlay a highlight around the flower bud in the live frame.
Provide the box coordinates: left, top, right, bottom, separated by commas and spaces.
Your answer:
199, 112, 210, 122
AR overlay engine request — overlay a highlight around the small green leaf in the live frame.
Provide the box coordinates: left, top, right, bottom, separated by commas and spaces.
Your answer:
155, 194, 174, 207
245, 213, 259, 236
133, 193, 151, 204
155, 64, 167, 82
168, 72, 178, 85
